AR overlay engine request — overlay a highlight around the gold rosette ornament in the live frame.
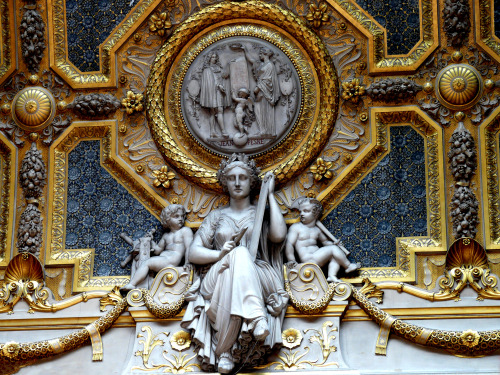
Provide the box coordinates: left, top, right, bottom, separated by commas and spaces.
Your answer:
1, 341, 20, 358
341, 78, 365, 104
122, 91, 144, 114
12, 87, 56, 131
306, 3, 329, 28
460, 329, 480, 348
170, 331, 191, 351
153, 166, 175, 189
310, 158, 333, 181
436, 64, 482, 110
282, 328, 303, 349
149, 12, 172, 37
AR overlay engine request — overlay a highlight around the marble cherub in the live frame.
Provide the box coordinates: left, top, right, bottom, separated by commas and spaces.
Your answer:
121, 204, 193, 292
285, 197, 360, 282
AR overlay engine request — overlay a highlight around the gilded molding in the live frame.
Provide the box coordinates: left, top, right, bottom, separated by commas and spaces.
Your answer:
482, 107, 500, 246
147, 1, 338, 192
327, 0, 438, 73
0, 0, 15, 86
48, 0, 160, 88
0, 131, 15, 265
475, 0, 500, 63
47, 122, 165, 291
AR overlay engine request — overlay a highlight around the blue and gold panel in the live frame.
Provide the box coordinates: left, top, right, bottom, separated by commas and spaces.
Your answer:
65, 140, 162, 276
66, 0, 134, 72
329, 0, 438, 73
355, 0, 420, 55
48, 0, 159, 88
319, 108, 446, 282
323, 126, 427, 268
47, 121, 166, 291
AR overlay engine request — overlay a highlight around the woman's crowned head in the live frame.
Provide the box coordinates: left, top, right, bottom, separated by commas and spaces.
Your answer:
217, 153, 261, 193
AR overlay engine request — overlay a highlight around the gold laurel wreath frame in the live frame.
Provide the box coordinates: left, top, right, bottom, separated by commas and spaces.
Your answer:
146, 1, 338, 192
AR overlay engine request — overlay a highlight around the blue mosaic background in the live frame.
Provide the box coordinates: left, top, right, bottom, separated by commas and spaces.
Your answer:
66, 0, 134, 72
323, 126, 427, 268
65, 141, 162, 276
355, 0, 420, 55
495, 0, 500, 39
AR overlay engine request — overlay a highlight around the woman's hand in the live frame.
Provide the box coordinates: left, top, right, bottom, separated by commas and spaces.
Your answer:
265, 172, 275, 194
219, 240, 236, 259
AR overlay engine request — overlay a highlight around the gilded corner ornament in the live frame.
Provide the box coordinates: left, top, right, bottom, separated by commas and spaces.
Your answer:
122, 91, 144, 114
306, 3, 330, 29
310, 158, 334, 181
149, 12, 172, 37
152, 166, 175, 189
341, 78, 365, 104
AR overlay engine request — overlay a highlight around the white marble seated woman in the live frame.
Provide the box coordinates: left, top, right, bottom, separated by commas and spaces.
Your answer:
181, 154, 288, 373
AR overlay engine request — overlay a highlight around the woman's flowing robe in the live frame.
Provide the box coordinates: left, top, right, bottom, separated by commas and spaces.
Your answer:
181, 207, 288, 371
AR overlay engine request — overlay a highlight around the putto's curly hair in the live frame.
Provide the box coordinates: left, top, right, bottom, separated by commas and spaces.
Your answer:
160, 204, 186, 228
217, 153, 261, 194
297, 197, 323, 219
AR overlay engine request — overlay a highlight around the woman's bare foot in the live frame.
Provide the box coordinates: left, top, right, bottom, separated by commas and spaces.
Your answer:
253, 319, 269, 341
218, 353, 235, 374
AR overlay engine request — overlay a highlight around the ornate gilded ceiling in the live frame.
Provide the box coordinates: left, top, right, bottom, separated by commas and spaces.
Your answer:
0, 0, 496, 319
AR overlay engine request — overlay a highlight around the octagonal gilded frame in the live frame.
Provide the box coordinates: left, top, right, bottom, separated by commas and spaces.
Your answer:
146, 1, 338, 193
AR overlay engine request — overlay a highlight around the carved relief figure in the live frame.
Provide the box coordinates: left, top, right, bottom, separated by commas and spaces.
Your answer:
181, 154, 288, 373
181, 36, 300, 155
121, 204, 193, 291
199, 51, 231, 137
286, 197, 360, 282
232, 87, 254, 139
241, 46, 281, 136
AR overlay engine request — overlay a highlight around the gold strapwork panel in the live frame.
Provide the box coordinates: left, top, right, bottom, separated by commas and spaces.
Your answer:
146, 1, 338, 192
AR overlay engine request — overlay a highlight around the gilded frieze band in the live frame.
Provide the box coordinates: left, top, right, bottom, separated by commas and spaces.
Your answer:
481, 106, 500, 248
0, 0, 15, 86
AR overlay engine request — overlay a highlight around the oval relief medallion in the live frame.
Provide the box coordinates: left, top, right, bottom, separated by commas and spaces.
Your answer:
147, 1, 338, 192
181, 36, 301, 155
